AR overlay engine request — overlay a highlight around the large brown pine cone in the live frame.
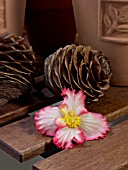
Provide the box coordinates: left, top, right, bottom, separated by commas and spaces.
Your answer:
44, 44, 112, 103
0, 33, 36, 109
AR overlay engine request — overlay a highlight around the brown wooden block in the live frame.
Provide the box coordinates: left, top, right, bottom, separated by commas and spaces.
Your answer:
0, 117, 55, 162
87, 87, 128, 122
33, 119, 128, 170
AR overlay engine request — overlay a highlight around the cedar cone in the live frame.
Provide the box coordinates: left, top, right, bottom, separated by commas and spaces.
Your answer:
0, 33, 36, 109
44, 44, 112, 103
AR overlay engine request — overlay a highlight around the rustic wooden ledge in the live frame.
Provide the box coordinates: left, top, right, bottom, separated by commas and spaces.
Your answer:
33, 119, 128, 170
0, 87, 128, 163
0, 87, 128, 126
87, 87, 128, 122
0, 89, 61, 126
0, 117, 55, 162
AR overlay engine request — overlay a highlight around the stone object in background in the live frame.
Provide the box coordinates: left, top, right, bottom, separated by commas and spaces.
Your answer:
0, 0, 26, 36
72, 0, 128, 86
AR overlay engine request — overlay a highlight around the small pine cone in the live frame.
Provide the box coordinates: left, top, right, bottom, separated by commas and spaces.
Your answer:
44, 44, 112, 103
0, 33, 36, 109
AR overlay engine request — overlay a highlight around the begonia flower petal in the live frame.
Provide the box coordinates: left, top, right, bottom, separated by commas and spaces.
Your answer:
55, 118, 66, 128
80, 112, 110, 140
34, 106, 62, 136
61, 88, 87, 115
58, 104, 68, 115
53, 126, 85, 149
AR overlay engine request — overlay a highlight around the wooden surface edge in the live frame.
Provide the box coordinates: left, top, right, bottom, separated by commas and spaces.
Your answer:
21, 139, 55, 162
0, 87, 128, 163
33, 119, 128, 170
0, 139, 21, 162
0, 95, 61, 126
106, 105, 128, 122
0, 117, 56, 162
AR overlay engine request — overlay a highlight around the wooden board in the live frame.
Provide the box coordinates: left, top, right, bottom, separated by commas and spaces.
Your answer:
0, 117, 55, 162
0, 87, 128, 163
0, 86, 128, 126
33, 119, 128, 170
0, 88, 61, 126
87, 87, 128, 122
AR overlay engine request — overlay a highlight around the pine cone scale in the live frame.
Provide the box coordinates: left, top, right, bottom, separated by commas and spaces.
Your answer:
44, 44, 112, 103
0, 33, 36, 109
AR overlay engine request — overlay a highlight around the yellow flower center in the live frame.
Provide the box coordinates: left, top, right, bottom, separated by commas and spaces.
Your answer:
61, 109, 80, 128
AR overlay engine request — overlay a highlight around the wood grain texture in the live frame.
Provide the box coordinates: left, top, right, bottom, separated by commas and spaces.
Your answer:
33, 119, 128, 170
0, 86, 127, 126
0, 117, 55, 162
0, 87, 128, 163
0, 89, 61, 126
87, 87, 128, 122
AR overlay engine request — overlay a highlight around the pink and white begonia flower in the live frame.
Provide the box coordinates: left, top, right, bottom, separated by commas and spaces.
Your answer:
34, 89, 110, 149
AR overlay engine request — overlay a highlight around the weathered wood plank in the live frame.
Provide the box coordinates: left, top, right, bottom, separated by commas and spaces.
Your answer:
0, 86, 128, 126
0, 117, 55, 162
0, 88, 61, 126
87, 87, 128, 122
0, 87, 128, 163
33, 120, 128, 170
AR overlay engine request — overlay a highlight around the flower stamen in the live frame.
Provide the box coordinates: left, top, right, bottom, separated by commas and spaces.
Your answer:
62, 110, 80, 128
60, 108, 67, 115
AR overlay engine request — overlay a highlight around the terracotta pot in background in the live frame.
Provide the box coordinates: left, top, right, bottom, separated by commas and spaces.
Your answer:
0, 0, 6, 35
72, 0, 128, 86
6, 0, 26, 35
0, 0, 26, 36
25, 0, 77, 58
